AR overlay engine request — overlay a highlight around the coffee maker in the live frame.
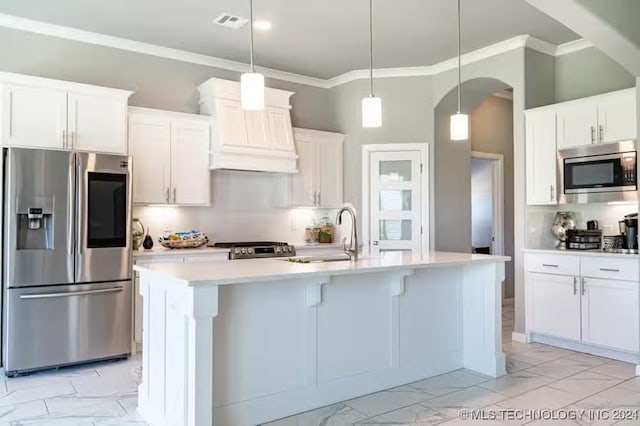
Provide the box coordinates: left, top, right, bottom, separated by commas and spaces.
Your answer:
619, 213, 638, 250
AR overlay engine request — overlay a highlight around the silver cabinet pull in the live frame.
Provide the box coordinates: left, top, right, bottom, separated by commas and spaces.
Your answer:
573, 276, 578, 295
313, 192, 318, 206
372, 240, 379, 246
62, 129, 68, 148
542, 264, 559, 268
599, 124, 604, 143
173, 188, 177, 204
550, 185, 555, 202
20, 287, 124, 299
317, 192, 321, 206
599, 268, 620, 273
166, 188, 170, 203
591, 126, 595, 144
70, 131, 75, 148
581, 277, 586, 296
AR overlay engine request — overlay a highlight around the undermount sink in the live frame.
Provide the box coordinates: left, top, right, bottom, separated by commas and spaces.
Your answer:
282, 254, 352, 263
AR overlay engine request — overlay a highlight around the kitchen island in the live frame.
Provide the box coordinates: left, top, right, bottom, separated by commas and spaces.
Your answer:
134, 251, 510, 426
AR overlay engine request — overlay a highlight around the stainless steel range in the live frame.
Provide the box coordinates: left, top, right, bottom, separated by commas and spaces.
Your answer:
209, 241, 296, 260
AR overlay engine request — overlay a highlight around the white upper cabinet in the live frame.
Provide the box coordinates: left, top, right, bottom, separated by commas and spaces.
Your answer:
198, 78, 297, 173
556, 88, 636, 149
129, 107, 211, 206
287, 128, 344, 208
171, 120, 211, 205
128, 113, 171, 205
0, 73, 132, 154
1, 84, 67, 149
597, 89, 637, 144
68, 92, 128, 154
525, 108, 557, 205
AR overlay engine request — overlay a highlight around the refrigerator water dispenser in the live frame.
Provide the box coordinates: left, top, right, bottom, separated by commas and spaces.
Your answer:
17, 200, 54, 250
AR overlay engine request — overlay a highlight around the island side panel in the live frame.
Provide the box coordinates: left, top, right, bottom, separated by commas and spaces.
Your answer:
213, 268, 469, 426
462, 262, 507, 377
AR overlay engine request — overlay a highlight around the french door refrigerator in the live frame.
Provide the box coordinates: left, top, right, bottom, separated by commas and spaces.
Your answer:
2, 148, 132, 376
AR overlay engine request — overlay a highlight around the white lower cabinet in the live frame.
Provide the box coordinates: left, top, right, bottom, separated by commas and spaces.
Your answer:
525, 252, 639, 356
529, 273, 581, 341
581, 277, 639, 353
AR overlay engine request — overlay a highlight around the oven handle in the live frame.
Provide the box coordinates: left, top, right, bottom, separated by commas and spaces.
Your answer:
19, 286, 124, 300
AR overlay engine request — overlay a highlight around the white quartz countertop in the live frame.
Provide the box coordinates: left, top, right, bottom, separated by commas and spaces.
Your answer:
133, 247, 230, 257
133, 251, 510, 286
523, 248, 639, 259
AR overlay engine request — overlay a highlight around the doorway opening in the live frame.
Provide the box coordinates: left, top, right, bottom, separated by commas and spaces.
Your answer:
471, 152, 504, 257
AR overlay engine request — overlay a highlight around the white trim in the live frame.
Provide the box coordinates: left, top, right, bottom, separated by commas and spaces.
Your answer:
361, 143, 430, 257
0, 13, 593, 89
0, 13, 327, 89
636, 365, 640, 377
556, 38, 595, 56
493, 90, 513, 100
511, 332, 529, 343
471, 152, 504, 260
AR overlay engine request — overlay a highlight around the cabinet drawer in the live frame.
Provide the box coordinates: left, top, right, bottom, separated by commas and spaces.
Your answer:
525, 253, 580, 276
580, 257, 639, 281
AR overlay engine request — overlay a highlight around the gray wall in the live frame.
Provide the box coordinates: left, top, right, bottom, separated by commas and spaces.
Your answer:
471, 96, 515, 299
555, 47, 636, 102
332, 76, 434, 229
0, 27, 337, 131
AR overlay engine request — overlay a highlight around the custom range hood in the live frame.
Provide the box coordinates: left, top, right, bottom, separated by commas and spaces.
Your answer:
197, 78, 298, 173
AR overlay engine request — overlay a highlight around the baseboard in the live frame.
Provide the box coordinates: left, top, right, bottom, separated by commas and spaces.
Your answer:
531, 333, 640, 364
511, 332, 528, 343
636, 365, 640, 377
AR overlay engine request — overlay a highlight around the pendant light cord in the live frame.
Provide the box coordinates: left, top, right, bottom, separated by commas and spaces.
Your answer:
369, 0, 374, 96
249, 0, 255, 72
456, 0, 461, 114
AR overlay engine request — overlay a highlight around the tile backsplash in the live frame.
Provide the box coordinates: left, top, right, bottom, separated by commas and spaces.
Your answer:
133, 170, 347, 244
527, 202, 638, 249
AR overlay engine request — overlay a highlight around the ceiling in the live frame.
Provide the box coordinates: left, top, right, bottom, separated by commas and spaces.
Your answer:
0, 0, 579, 79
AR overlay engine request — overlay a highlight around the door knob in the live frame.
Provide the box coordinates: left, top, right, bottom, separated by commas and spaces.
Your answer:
372, 241, 379, 246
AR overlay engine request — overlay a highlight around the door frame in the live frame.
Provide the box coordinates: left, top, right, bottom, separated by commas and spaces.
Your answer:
471, 151, 504, 257
362, 143, 430, 255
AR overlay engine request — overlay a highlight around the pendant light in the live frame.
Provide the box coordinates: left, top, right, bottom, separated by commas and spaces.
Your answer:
450, 0, 468, 141
362, 0, 382, 128
241, 0, 265, 110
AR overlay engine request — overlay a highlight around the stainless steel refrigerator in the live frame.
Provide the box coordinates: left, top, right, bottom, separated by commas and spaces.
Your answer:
2, 148, 132, 376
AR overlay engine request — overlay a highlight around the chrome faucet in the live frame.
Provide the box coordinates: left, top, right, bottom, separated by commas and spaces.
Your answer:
336, 206, 359, 261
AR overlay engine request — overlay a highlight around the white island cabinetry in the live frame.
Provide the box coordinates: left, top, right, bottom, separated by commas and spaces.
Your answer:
135, 252, 508, 426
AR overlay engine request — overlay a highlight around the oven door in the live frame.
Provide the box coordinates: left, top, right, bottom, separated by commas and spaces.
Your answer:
75, 153, 132, 284
561, 148, 637, 203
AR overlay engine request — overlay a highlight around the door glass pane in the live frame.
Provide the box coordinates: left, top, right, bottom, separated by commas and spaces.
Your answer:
380, 160, 412, 182
87, 172, 127, 248
379, 190, 412, 211
379, 220, 412, 240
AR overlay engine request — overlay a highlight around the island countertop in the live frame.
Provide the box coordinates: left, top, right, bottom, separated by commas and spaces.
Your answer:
133, 251, 510, 286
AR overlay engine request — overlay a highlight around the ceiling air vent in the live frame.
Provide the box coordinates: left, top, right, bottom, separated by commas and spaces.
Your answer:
214, 13, 248, 30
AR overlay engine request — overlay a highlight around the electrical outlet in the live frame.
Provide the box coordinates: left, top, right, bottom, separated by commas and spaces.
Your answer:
290, 217, 297, 231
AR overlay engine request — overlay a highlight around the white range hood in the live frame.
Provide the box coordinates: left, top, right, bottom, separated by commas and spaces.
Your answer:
197, 78, 298, 173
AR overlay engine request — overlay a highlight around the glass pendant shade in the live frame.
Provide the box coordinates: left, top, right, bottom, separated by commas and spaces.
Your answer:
362, 96, 382, 128
240, 72, 265, 110
450, 113, 469, 141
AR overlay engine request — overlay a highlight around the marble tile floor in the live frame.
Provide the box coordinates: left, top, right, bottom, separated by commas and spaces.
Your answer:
1, 300, 638, 425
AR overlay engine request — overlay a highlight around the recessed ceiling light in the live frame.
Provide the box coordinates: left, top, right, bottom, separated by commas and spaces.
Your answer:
254, 20, 272, 31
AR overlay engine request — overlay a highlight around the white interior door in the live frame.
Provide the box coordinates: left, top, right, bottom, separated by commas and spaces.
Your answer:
368, 150, 424, 255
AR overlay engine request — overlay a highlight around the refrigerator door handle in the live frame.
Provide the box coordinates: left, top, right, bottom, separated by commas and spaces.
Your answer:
19, 286, 124, 300
75, 154, 82, 256
68, 155, 75, 257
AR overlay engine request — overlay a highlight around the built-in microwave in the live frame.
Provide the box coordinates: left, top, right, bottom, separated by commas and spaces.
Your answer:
558, 140, 637, 204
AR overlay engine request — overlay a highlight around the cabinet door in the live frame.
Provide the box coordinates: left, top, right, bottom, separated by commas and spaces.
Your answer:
317, 139, 343, 208
215, 98, 247, 147
68, 92, 128, 154
128, 115, 172, 204
598, 90, 637, 144
170, 119, 211, 205
288, 139, 316, 207
1, 84, 67, 149
525, 110, 558, 205
267, 107, 295, 152
581, 277, 639, 352
556, 101, 598, 149
528, 272, 581, 341
244, 110, 270, 149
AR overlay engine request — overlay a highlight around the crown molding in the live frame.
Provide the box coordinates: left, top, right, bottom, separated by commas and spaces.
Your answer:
0, 13, 592, 90
556, 38, 594, 56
